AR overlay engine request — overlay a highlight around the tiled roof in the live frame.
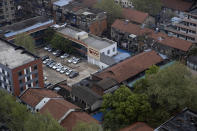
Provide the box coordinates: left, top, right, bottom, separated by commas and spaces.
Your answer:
71, 86, 102, 105
61, 111, 98, 131
111, 19, 192, 51
95, 51, 163, 83
40, 99, 78, 120
122, 8, 148, 24
95, 78, 118, 90
20, 88, 62, 108
119, 122, 153, 131
161, 0, 193, 11
39, 99, 98, 131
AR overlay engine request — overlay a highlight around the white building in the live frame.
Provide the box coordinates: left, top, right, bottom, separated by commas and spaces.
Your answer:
57, 26, 117, 69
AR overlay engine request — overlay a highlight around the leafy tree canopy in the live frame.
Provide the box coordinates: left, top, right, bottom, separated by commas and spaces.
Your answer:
94, 0, 122, 25
0, 90, 64, 131
14, 33, 35, 53
72, 121, 103, 131
101, 85, 152, 131
43, 28, 55, 44
132, 0, 162, 16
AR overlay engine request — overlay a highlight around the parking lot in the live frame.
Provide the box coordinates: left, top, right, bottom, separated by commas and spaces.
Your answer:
37, 47, 99, 86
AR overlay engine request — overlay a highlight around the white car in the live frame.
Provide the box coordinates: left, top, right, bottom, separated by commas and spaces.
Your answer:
60, 68, 66, 74
44, 46, 50, 50
68, 58, 73, 63
66, 69, 72, 76
56, 66, 63, 72
73, 58, 80, 64
43, 59, 50, 64
60, 53, 69, 59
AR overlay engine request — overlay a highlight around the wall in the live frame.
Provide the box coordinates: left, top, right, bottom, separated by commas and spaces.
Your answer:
100, 42, 117, 57
11, 58, 44, 96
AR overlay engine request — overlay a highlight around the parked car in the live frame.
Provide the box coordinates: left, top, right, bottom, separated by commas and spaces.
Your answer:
53, 63, 61, 70
41, 55, 49, 61
56, 66, 63, 72
43, 59, 50, 64
60, 53, 69, 59
44, 45, 50, 50
60, 68, 66, 74
55, 51, 63, 57
46, 60, 54, 67
69, 71, 79, 78
49, 62, 56, 68
73, 58, 80, 64
52, 50, 61, 55
66, 69, 72, 76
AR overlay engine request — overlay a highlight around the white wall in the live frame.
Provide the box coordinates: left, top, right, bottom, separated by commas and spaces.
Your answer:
100, 43, 117, 57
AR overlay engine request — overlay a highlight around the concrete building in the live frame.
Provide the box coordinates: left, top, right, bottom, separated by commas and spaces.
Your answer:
0, 38, 44, 96
53, 0, 107, 36
114, 0, 133, 8
0, 0, 15, 26
111, 19, 193, 59
155, 108, 197, 131
164, 11, 197, 43
57, 25, 117, 69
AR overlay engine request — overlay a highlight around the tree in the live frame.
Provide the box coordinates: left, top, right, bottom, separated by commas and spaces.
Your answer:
145, 65, 159, 77
101, 85, 152, 131
0, 90, 64, 131
43, 28, 55, 44
134, 62, 197, 127
14, 33, 36, 53
72, 122, 103, 131
132, 0, 162, 16
50, 34, 73, 54
94, 0, 122, 25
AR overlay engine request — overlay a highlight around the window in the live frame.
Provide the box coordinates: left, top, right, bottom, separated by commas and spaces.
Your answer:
34, 65, 37, 70
113, 47, 116, 52
27, 76, 30, 81
18, 71, 22, 76
26, 68, 29, 74
20, 86, 24, 92
19, 79, 23, 84
35, 73, 38, 78
107, 50, 110, 54
28, 83, 31, 87
2, 69, 5, 75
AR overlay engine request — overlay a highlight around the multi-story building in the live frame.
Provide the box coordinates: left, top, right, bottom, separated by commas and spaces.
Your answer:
57, 25, 117, 69
0, 38, 44, 96
111, 19, 193, 59
164, 11, 197, 43
114, 0, 133, 8
0, 0, 15, 26
53, 0, 107, 36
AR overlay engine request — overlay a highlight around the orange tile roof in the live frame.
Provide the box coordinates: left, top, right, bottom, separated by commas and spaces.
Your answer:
119, 122, 153, 131
111, 19, 192, 51
20, 88, 62, 108
39, 99, 98, 131
95, 51, 163, 83
122, 8, 148, 24
40, 99, 78, 120
161, 0, 193, 11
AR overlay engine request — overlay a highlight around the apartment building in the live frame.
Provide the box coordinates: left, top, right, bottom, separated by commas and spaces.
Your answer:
114, 0, 133, 8
0, 0, 15, 26
53, 0, 107, 36
0, 39, 44, 96
165, 11, 197, 43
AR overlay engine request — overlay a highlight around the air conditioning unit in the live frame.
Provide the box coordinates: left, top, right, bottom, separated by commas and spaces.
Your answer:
75, 31, 88, 40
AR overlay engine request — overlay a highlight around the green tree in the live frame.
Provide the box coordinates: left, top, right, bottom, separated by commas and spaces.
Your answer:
145, 65, 159, 77
14, 33, 36, 53
101, 85, 152, 131
0, 90, 64, 131
94, 0, 122, 25
134, 62, 197, 127
43, 28, 55, 44
50, 34, 73, 54
132, 0, 162, 16
72, 121, 103, 131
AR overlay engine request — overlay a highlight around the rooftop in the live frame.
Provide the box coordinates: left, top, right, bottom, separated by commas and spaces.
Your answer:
95, 78, 118, 90
120, 122, 153, 131
122, 8, 149, 24
161, 0, 193, 11
94, 51, 163, 83
188, 55, 197, 65
71, 86, 102, 105
0, 39, 36, 69
20, 88, 62, 108
39, 99, 98, 131
58, 26, 115, 50
112, 19, 192, 51
155, 108, 197, 131
0, 16, 54, 38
